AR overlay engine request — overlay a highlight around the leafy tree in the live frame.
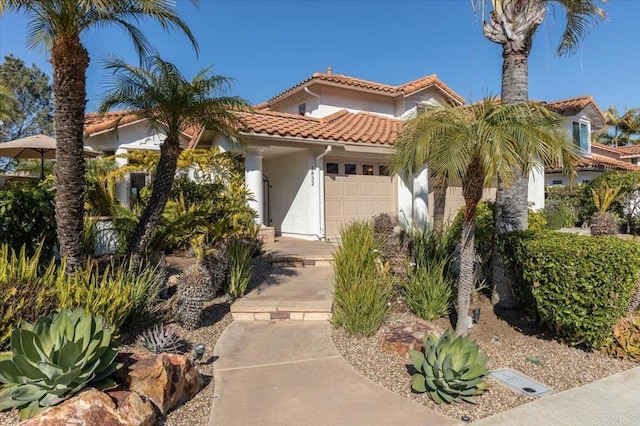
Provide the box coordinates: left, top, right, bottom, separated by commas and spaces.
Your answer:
98, 55, 249, 262
392, 99, 575, 335
0, 55, 54, 142
0, 0, 199, 273
478, 0, 606, 307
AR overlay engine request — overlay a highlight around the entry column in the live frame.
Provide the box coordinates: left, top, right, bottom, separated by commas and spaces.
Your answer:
245, 148, 265, 226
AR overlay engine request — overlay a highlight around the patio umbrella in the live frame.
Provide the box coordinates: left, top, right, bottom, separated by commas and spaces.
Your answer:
0, 134, 100, 180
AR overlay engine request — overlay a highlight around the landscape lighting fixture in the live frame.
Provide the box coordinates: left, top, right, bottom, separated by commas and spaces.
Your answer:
472, 308, 481, 324
194, 343, 206, 363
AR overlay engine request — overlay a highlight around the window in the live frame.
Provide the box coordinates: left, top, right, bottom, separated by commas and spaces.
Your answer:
552, 180, 563, 186
363, 164, 374, 175
379, 165, 390, 176
416, 105, 426, 116
632, 158, 638, 165
130, 173, 148, 203
326, 162, 339, 174
572, 121, 589, 151
344, 163, 356, 175
298, 103, 306, 116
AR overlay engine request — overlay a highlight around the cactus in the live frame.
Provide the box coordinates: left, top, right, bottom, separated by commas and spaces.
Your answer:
138, 324, 184, 354
0, 308, 121, 419
409, 330, 489, 404
175, 263, 213, 330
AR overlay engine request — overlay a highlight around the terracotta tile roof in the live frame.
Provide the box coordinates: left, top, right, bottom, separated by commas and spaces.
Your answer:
84, 111, 201, 146
238, 109, 402, 145
546, 96, 606, 123
84, 111, 143, 136
256, 72, 464, 109
613, 144, 640, 157
591, 141, 623, 154
548, 153, 640, 172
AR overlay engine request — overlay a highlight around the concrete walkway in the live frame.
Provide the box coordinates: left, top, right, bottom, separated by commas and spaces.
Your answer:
474, 366, 640, 425
209, 320, 459, 426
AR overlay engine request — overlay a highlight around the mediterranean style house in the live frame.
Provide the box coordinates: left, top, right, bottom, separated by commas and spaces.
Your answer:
83, 71, 630, 240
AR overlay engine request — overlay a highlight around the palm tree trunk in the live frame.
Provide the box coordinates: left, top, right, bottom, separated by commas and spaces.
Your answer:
432, 174, 448, 234
51, 36, 89, 273
456, 216, 476, 336
127, 138, 182, 262
492, 49, 529, 308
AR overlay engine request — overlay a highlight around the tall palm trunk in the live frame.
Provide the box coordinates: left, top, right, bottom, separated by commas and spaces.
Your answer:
51, 36, 89, 273
432, 174, 448, 234
456, 159, 484, 335
485, 1, 545, 308
127, 137, 182, 263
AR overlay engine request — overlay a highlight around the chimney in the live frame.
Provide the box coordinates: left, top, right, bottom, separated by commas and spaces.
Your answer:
326, 67, 332, 75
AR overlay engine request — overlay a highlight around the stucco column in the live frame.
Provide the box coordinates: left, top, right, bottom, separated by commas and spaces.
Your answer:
115, 148, 130, 208
527, 164, 545, 211
412, 166, 430, 228
245, 149, 265, 226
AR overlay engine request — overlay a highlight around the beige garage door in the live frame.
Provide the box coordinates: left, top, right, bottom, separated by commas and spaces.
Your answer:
324, 161, 396, 240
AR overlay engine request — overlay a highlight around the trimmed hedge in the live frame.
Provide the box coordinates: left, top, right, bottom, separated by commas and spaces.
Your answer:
499, 231, 640, 349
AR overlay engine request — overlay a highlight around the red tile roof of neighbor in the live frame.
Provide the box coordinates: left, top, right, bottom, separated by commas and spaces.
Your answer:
548, 153, 640, 172
545, 96, 606, 123
613, 144, 640, 156
238, 109, 402, 145
255, 72, 465, 109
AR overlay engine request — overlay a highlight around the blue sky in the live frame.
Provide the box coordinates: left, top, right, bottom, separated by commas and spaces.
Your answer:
0, 1, 638, 113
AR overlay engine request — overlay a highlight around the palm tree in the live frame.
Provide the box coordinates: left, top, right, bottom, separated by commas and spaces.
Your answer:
98, 55, 250, 262
392, 99, 576, 335
596, 106, 640, 146
0, 0, 199, 272
478, 0, 606, 306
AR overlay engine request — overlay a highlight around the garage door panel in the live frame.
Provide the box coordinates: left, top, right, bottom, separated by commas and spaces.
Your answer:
325, 171, 395, 240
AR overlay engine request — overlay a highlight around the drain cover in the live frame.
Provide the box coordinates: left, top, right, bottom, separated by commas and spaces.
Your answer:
490, 368, 552, 397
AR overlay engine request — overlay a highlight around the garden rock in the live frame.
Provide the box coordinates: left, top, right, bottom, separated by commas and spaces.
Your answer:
21, 388, 156, 426
380, 322, 443, 358
119, 352, 203, 414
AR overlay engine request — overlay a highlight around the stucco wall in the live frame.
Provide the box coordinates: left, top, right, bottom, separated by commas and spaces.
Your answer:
546, 170, 601, 186
263, 150, 318, 237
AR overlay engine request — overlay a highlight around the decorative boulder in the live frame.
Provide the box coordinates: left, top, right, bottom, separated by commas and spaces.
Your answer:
22, 388, 156, 426
379, 322, 443, 358
118, 353, 203, 414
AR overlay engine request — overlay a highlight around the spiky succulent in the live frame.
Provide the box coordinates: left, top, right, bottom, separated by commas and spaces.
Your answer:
409, 330, 489, 404
0, 308, 121, 419
138, 324, 184, 354
176, 263, 212, 330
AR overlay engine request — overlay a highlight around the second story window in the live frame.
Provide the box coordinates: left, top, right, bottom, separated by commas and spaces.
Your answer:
573, 121, 590, 152
298, 103, 306, 116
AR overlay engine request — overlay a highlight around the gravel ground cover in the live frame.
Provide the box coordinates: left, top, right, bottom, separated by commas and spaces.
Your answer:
331, 295, 638, 423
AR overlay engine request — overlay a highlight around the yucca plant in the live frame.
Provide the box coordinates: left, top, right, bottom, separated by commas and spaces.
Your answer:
56, 259, 163, 331
0, 308, 122, 419
409, 330, 490, 404
0, 243, 63, 350
227, 237, 254, 301
403, 258, 454, 321
590, 184, 621, 236
138, 324, 184, 354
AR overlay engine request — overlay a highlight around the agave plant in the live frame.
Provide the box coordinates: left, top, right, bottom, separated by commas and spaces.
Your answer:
0, 309, 122, 419
409, 330, 489, 404
138, 324, 184, 354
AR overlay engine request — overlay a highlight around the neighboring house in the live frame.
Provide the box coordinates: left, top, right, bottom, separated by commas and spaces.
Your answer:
545, 96, 640, 187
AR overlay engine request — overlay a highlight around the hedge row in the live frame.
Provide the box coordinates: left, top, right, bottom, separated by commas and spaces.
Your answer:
499, 231, 640, 349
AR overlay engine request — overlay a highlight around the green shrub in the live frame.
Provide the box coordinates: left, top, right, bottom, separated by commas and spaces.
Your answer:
56, 259, 163, 331
409, 330, 489, 404
0, 181, 56, 256
0, 308, 121, 419
499, 231, 640, 348
546, 184, 585, 226
332, 221, 394, 337
403, 258, 454, 321
0, 244, 61, 350
410, 224, 457, 270
543, 199, 576, 230
227, 237, 253, 301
